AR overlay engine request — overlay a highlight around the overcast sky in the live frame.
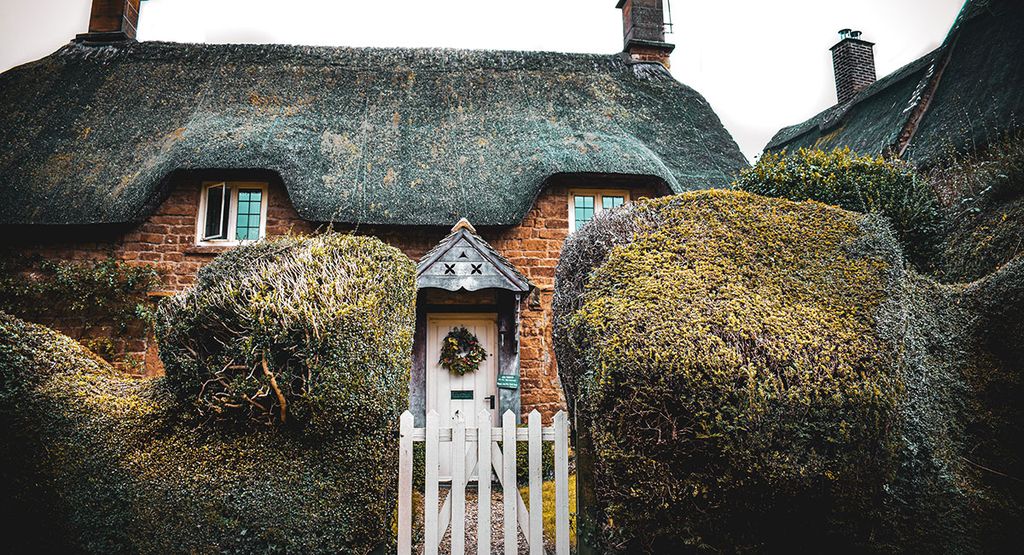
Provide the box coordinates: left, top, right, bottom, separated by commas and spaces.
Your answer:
1, 0, 964, 161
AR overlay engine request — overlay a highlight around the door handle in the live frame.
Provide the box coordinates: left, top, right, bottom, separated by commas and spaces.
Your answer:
484, 395, 496, 410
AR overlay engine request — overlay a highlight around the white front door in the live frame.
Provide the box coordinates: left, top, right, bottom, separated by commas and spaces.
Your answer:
426, 314, 499, 481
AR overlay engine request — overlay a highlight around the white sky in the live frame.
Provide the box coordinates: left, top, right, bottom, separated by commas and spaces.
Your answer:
0, 0, 965, 161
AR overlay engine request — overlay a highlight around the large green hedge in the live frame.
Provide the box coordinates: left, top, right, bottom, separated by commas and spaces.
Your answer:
553, 190, 1022, 552
0, 233, 417, 554
156, 234, 415, 435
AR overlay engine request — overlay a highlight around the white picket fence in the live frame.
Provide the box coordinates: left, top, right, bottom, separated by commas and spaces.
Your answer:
397, 409, 570, 555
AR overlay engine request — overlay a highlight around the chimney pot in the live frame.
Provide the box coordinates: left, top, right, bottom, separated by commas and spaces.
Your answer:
77, 0, 141, 43
616, 0, 675, 68
831, 29, 877, 104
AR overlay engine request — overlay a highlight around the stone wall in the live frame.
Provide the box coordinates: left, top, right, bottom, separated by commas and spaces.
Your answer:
1, 175, 658, 418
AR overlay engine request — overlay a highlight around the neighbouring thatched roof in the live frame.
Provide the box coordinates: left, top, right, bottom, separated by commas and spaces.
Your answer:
0, 41, 746, 226
765, 50, 940, 154
765, 0, 1024, 166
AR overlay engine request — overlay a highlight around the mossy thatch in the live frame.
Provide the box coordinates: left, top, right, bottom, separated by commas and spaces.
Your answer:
0, 41, 746, 227
553, 190, 1022, 552
0, 233, 417, 554
766, 0, 1024, 167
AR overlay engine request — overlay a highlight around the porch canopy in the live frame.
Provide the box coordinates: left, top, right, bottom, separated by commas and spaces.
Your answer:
416, 219, 531, 293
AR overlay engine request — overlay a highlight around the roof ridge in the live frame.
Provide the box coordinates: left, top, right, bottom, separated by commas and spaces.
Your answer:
54, 40, 632, 73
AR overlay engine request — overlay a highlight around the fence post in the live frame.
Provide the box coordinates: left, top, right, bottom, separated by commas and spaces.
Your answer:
477, 409, 492, 554
398, 411, 414, 555
528, 410, 543, 555
451, 414, 466, 555
503, 410, 517, 555
554, 410, 570, 555
424, 410, 440, 555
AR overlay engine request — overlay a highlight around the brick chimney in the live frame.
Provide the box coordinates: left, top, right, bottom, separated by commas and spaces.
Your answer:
831, 29, 877, 104
77, 0, 141, 42
616, 0, 675, 67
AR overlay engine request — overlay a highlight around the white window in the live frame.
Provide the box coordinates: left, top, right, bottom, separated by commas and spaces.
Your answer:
568, 189, 630, 232
196, 182, 269, 245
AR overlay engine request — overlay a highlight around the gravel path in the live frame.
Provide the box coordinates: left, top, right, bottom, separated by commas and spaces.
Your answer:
414, 487, 536, 555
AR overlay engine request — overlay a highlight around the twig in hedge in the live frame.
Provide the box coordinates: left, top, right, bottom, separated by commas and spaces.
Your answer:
262, 353, 287, 424
242, 393, 264, 411
961, 456, 1024, 483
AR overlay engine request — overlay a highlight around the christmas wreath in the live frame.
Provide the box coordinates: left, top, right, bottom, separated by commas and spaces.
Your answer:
439, 326, 488, 376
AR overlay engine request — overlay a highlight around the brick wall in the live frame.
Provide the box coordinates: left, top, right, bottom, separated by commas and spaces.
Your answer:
832, 38, 877, 104
2, 176, 658, 418
3, 179, 315, 375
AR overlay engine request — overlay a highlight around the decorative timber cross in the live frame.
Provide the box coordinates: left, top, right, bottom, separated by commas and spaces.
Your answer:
416, 218, 531, 293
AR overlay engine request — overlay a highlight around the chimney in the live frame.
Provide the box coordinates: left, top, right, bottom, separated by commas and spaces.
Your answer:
616, 0, 675, 67
77, 0, 142, 42
831, 29, 877, 104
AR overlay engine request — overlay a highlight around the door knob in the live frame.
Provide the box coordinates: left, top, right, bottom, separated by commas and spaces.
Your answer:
484, 395, 496, 410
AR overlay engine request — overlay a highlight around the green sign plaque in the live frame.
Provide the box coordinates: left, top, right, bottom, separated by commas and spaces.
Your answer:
496, 374, 520, 390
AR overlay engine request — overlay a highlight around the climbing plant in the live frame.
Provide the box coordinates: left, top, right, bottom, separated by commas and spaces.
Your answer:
0, 255, 159, 360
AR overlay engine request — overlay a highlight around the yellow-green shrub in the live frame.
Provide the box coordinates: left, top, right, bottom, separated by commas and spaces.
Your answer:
553, 190, 1022, 552
157, 233, 415, 435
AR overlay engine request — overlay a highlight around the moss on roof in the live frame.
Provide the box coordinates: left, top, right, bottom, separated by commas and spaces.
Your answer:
903, 0, 1024, 164
766, 0, 1024, 166
0, 41, 746, 226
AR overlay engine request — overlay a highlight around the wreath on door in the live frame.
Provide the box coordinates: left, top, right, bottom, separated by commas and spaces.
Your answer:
439, 326, 488, 376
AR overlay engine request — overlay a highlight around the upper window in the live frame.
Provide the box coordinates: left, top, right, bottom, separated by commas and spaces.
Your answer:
569, 189, 629, 232
196, 182, 268, 245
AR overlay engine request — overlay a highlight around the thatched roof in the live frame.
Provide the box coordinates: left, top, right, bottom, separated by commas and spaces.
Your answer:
765, 0, 1024, 166
0, 41, 746, 226
766, 50, 940, 155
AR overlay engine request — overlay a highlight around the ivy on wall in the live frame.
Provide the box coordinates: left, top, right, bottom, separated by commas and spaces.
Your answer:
0, 256, 160, 362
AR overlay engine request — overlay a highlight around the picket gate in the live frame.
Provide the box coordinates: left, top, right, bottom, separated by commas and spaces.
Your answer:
397, 409, 570, 555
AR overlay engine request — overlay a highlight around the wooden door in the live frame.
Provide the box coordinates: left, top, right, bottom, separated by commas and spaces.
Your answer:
426, 314, 499, 481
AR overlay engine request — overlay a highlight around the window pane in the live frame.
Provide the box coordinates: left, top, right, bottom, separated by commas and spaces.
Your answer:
603, 196, 625, 210
203, 185, 231, 240
235, 189, 263, 241
573, 195, 595, 231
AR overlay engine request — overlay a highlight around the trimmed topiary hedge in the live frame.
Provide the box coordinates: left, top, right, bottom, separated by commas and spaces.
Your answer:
553, 190, 1022, 553
156, 233, 414, 435
0, 233, 417, 554
928, 132, 1024, 282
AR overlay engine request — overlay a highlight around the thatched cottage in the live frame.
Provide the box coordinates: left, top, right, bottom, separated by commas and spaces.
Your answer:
0, 0, 745, 423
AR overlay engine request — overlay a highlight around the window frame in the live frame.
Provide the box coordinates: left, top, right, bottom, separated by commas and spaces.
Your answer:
568, 188, 630, 232
195, 181, 269, 246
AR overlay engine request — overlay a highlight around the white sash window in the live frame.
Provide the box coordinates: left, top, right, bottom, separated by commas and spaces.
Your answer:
196, 182, 269, 245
